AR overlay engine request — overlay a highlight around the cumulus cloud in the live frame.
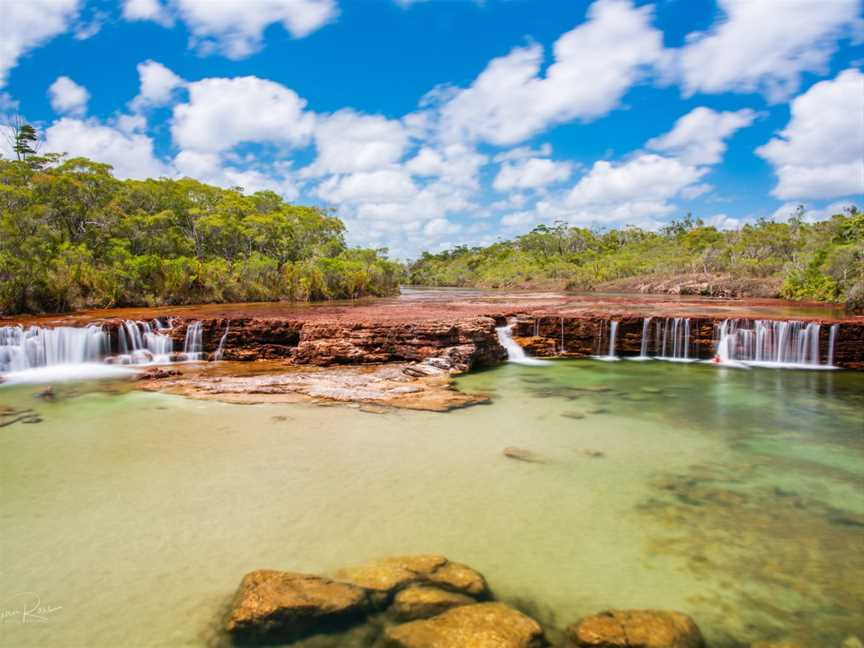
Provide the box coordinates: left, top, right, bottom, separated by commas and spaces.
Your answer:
171, 76, 315, 153
174, 150, 298, 197
48, 76, 89, 116
122, 0, 337, 58
403, 144, 487, 188
0, 0, 80, 87
43, 118, 169, 179
646, 107, 756, 165
675, 0, 862, 101
122, 0, 174, 26
131, 60, 185, 110
302, 110, 408, 177
493, 157, 572, 191
316, 169, 418, 204
435, 0, 664, 146
756, 68, 864, 200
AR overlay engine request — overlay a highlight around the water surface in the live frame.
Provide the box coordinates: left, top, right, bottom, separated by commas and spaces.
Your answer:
1, 361, 862, 647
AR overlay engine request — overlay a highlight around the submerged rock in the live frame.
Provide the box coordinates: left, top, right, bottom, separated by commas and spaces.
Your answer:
503, 447, 547, 463
392, 585, 476, 620
562, 410, 586, 419
335, 555, 488, 607
225, 570, 369, 640
383, 602, 545, 648
568, 609, 705, 648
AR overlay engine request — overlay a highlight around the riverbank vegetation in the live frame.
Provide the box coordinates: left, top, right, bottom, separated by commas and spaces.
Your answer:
410, 210, 864, 308
0, 156, 402, 314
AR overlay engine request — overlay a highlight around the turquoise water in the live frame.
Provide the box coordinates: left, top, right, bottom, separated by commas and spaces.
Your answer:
1, 360, 862, 647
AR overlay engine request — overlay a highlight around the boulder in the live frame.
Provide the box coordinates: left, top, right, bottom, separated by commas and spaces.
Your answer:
334, 555, 488, 606
225, 570, 369, 639
392, 585, 476, 620
383, 602, 545, 648
568, 609, 705, 648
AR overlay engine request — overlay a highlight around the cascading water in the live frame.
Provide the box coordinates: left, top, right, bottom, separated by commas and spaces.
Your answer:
116, 320, 173, 365
593, 320, 619, 361
828, 324, 839, 367
0, 325, 108, 372
183, 322, 204, 361
714, 319, 836, 369
657, 317, 692, 362
496, 325, 551, 366
214, 322, 230, 361
636, 317, 652, 359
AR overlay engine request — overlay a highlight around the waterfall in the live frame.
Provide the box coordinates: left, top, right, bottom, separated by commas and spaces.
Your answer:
116, 320, 172, 364
657, 317, 691, 362
559, 317, 565, 356
0, 325, 108, 372
638, 317, 652, 359
828, 324, 839, 367
593, 320, 619, 361
183, 322, 203, 361
713, 319, 835, 368
214, 321, 230, 361
496, 325, 551, 366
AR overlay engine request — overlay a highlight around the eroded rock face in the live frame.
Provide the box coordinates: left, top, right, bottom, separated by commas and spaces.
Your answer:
568, 609, 705, 648
383, 602, 545, 648
225, 570, 369, 639
334, 555, 488, 606
392, 585, 476, 620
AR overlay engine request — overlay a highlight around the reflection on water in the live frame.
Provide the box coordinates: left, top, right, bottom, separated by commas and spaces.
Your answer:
0, 361, 862, 647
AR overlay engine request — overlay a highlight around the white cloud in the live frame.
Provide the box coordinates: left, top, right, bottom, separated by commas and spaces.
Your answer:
757, 68, 864, 200
48, 76, 89, 116
131, 60, 185, 109
174, 150, 298, 198
171, 76, 315, 152
436, 0, 664, 146
316, 169, 418, 204
565, 154, 706, 209
675, 0, 862, 101
493, 157, 572, 191
772, 200, 859, 223
493, 143, 552, 163
123, 0, 337, 58
0, 0, 80, 87
43, 118, 168, 179
403, 144, 487, 188
424, 218, 461, 237
646, 107, 756, 165
302, 110, 408, 177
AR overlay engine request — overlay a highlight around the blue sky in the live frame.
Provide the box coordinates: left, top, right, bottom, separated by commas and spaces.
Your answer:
2, 0, 863, 258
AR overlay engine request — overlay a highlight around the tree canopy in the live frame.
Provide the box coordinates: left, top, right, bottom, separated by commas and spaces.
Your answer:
409, 212, 864, 309
0, 155, 402, 314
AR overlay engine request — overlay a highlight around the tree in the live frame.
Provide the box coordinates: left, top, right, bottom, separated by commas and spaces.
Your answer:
4, 116, 39, 161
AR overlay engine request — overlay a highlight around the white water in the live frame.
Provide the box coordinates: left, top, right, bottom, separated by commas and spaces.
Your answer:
593, 320, 620, 361
116, 320, 173, 365
633, 317, 652, 360
714, 319, 837, 369
496, 325, 551, 366
214, 322, 230, 361
828, 324, 839, 367
657, 317, 693, 362
0, 325, 108, 373
183, 322, 204, 361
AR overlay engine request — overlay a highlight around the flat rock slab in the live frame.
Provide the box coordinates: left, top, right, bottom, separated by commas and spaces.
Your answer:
335, 554, 488, 606
384, 602, 545, 648
392, 585, 476, 621
226, 570, 369, 639
568, 609, 705, 648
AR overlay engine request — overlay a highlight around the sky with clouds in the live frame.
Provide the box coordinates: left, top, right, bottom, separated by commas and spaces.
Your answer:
1, 0, 863, 258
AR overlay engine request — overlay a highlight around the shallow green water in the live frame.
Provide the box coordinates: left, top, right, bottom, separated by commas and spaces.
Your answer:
1, 361, 862, 647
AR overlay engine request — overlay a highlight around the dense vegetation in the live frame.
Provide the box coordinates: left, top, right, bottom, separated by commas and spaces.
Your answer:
0, 156, 402, 314
409, 210, 864, 308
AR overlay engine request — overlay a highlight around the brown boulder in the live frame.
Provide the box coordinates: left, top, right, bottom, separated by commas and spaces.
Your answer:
383, 602, 545, 648
392, 585, 476, 620
568, 609, 705, 648
225, 570, 369, 639
335, 555, 488, 606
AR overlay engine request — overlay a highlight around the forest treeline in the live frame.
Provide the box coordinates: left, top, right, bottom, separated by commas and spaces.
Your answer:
0, 156, 402, 314
409, 210, 864, 308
